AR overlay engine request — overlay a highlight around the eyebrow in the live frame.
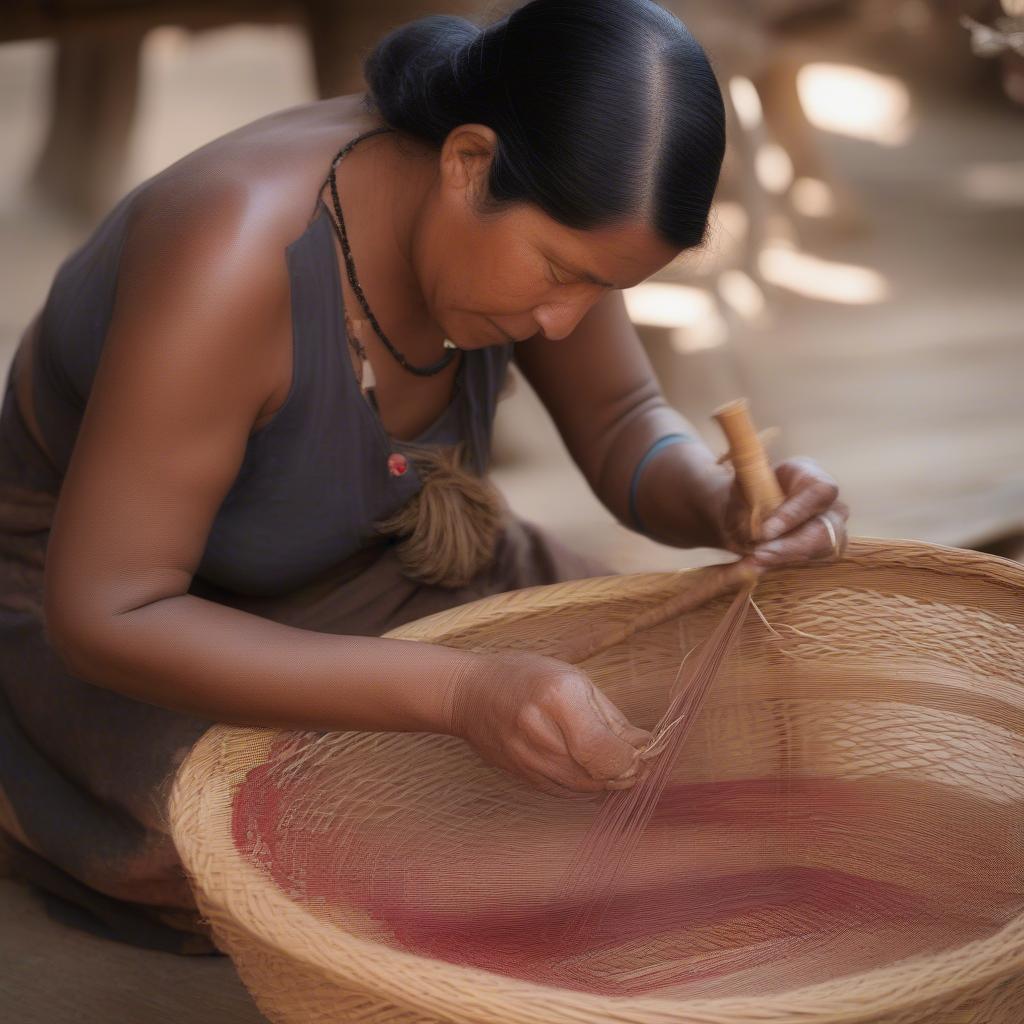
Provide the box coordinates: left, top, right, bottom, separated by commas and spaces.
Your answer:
552, 256, 617, 290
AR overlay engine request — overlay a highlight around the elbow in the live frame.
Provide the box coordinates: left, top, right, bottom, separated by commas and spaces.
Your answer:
42, 579, 187, 695
42, 595, 106, 679
41, 577, 128, 681
42, 552, 190, 685
41, 556, 176, 677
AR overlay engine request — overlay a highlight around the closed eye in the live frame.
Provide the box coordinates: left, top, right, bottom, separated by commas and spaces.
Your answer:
547, 261, 569, 287
548, 258, 616, 291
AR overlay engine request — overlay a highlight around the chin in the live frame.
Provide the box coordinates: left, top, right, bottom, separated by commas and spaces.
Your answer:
442, 316, 496, 350
447, 331, 487, 352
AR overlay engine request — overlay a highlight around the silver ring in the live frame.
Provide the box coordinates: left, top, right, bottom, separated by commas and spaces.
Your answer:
817, 512, 841, 558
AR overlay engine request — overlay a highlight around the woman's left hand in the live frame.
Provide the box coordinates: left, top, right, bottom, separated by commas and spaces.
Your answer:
712, 457, 850, 572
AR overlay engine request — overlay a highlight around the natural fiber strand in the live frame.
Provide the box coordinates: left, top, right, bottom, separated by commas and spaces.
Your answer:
553, 586, 755, 945
374, 442, 503, 588
170, 539, 1024, 1024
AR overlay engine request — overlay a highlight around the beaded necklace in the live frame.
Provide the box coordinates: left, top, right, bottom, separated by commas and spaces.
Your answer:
322, 126, 459, 395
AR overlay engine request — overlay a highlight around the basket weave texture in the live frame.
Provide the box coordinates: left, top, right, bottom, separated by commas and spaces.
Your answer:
170, 538, 1024, 1024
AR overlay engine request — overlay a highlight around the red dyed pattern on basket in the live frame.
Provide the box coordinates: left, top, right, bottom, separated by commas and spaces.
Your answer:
230, 748, 1019, 997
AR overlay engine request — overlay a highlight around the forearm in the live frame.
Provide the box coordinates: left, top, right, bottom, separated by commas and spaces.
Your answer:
594, 399, 731, 548
55, 593, 483, 735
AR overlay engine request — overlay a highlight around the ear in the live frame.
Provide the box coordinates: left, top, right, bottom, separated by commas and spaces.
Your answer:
439, 124, 498, 203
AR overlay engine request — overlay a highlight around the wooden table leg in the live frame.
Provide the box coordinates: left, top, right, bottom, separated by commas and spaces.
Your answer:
31, 26, 145, 222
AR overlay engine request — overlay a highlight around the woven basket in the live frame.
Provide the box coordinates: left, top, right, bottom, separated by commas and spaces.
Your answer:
169, 538, 1024, 1024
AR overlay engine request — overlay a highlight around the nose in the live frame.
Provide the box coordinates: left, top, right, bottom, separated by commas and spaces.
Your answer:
531, 296, 596, 341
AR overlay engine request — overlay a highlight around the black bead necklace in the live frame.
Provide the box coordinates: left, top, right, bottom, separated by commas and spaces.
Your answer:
323, 126, 459, 379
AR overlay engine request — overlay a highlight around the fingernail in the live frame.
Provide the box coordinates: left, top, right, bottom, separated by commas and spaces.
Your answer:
761, 518, 783, 540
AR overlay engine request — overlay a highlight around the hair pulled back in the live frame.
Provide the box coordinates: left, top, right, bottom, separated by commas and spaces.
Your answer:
363, 0, 725, 251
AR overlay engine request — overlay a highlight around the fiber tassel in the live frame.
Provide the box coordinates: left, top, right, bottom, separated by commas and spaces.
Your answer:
360, 357, 376, 392
374, 443, 504, 588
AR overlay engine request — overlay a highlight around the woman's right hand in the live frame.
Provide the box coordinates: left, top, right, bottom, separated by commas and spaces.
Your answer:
442, 651, 653, 799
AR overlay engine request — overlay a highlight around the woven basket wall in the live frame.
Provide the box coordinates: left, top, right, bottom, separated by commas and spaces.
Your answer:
169, 538, 1024, 1024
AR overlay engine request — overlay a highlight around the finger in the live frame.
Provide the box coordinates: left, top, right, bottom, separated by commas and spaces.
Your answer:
814, 503, 850, 558
587, 688, 654, 749
505, 735, 610, 794
517, 702, 576, 757
521, 766, 605, 800
752, 506, 847, 568
605, 776, 642, 791
605, 759, 654, 790
722, 479, 758, 548
619, 725, 655, 749
759, 461, 840, 541
831, 502, 851, 554
559, 686, 651, 782
514, 758, 605, 799
521, 695, 647, 784
563, 721, 644, 783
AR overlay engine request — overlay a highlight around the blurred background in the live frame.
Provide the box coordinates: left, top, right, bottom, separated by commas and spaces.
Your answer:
1, 3, 1023, 1019
2, 0, 1023, 579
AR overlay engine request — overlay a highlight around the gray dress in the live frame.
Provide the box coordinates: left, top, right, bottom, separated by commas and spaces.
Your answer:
0, 175, 611, 954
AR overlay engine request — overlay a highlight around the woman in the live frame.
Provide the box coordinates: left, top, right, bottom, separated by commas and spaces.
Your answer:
0, 0, 848, 955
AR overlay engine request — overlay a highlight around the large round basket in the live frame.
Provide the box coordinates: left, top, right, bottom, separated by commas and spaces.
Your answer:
169, 538, 1024, 1024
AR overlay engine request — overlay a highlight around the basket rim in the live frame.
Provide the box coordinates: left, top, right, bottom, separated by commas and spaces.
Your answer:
170, 537, 1024, 1024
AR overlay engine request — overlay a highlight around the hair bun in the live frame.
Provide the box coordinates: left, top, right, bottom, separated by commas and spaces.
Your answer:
363, 15, 483, 144
364, 0, 725, 258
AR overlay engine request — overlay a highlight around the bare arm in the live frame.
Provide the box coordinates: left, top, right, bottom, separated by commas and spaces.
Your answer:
43, 188, 478, 736
41, 189, 649, 796
515, 290, 848, 566
514, 290, 731, 547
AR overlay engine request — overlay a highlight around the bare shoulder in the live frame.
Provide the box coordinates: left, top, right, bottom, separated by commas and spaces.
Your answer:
108, 98, 374, 420
124, 93, 375, 270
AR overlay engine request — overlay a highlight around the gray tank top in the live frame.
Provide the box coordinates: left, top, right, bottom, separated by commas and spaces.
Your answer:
32, 185, 514, 597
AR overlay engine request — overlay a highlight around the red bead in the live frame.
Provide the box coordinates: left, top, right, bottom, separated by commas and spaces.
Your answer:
387, 452, 408, 477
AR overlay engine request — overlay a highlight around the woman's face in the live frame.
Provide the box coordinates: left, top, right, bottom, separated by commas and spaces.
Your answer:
414, 125, 681, 349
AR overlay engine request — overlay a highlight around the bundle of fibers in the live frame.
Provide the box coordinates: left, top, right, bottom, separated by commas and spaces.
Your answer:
170, 538, 1024, 1024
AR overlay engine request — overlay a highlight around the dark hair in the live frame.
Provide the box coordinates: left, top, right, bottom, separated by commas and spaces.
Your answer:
363, 0, 725, 251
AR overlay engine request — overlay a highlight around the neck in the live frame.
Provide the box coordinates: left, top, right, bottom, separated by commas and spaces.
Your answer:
341, 127, 443, 355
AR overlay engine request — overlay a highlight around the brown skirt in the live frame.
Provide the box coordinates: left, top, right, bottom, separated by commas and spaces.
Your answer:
0, 365, 612, 955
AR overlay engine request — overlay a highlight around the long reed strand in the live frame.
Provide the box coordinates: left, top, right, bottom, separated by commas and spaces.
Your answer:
553, 587, 754, 946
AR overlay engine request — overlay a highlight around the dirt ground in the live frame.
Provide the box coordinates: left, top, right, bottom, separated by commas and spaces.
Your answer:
1, 10, 1022, 1023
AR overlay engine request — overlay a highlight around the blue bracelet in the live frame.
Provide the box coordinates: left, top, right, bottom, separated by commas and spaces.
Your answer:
628, 433, 694, 535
